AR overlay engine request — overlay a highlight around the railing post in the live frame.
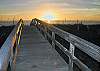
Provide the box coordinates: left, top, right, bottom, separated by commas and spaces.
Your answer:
52, 32, 55, 48
69, 43, 75, 71
70, 43, 75, 57
44, 26, 47, 39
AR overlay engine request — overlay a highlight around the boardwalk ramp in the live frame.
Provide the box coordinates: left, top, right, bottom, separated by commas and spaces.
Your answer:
15, 26, 68, 71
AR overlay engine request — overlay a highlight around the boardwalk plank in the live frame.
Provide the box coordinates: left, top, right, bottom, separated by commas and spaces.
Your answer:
15, 26, 68, 71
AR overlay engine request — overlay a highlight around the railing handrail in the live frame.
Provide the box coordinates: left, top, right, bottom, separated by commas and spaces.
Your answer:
34, 18, 100, 71
0, 19, 23, 71
50, 25, 100, 60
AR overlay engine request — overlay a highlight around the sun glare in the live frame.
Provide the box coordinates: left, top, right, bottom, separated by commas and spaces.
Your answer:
41, 11, 55, 22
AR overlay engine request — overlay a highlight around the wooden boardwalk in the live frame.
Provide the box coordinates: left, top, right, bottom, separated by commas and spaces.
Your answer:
15, 26, 68, 71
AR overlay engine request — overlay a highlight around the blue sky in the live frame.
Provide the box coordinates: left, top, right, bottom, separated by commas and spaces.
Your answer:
0, 0, 100, 20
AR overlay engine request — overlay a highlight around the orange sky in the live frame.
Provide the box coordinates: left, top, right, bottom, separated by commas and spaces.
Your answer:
0, 0, 100, 21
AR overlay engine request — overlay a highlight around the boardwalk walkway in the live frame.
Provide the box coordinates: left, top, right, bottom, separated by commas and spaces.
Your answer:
15, 26, 68, 71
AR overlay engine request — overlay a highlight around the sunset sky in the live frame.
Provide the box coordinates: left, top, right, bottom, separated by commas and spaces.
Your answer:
0, 0, 100, 20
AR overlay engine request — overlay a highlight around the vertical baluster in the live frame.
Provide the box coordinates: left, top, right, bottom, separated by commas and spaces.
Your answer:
70, 43, 75, 56
69, 43, 75, 71
44, 26, 47, 39
52, 32, 55, 48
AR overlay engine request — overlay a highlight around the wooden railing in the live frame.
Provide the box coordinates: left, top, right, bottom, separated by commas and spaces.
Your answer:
32, 18, 100, 71
0, 19, 24, 71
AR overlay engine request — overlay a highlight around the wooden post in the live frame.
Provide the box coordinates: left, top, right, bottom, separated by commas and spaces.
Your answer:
44, 26, 47, 39
52, 32, 55, 48
69, 43, 75, 71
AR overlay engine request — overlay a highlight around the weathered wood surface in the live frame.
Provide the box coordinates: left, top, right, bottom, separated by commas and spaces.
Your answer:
15, 26, 68, 71
34, 19, 100, 71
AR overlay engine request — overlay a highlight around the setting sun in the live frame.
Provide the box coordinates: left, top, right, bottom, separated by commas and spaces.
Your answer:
40, 11, 56, 21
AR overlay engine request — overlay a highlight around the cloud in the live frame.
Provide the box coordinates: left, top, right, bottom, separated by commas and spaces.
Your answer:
0, 0, 100, 18
0, 0, 100, 9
